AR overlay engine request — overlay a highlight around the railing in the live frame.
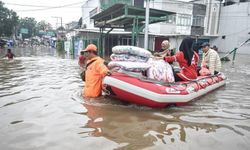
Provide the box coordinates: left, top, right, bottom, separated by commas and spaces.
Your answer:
100, 0, 132, 10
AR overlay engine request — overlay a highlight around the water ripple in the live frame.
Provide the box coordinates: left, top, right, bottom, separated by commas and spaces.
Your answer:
0, 49, 250, 150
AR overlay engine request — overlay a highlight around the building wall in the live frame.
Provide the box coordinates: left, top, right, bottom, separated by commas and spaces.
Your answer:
191, 3, 206, 35
211, 2, 250, 54
82, 0, 101, 29
80, 0, 208, 54
138, 35, 155, 51
148, 0, 193, 35
204, 0, 221, 36
169, 36, 186, 51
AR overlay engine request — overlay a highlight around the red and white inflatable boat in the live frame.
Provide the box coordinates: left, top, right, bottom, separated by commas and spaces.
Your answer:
103, 71, 226, 108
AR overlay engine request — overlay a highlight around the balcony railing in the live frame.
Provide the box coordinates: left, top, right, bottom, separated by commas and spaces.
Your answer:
100, 0, 132, 10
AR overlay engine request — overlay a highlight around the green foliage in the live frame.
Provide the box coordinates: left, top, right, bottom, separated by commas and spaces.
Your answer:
36, 20, 52, 31
0, 1, 19, 37
56, 40, 64, 51
35, 20, 53, 37
17, 17, 37, 39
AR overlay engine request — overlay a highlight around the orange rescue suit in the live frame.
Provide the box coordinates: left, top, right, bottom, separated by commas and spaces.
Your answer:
83, 56, 108, 98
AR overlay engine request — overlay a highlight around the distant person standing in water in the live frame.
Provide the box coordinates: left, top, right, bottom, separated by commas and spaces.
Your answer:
5, 49, 15, 60
78, 50, 87, 68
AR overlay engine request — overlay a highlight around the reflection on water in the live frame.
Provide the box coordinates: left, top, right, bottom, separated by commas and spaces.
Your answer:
81, 102, 249, 150
0, 47, 250, 150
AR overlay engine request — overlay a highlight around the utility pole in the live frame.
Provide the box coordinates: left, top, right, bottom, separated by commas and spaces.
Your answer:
144, 0, 150, 50
51, 16, 63, 30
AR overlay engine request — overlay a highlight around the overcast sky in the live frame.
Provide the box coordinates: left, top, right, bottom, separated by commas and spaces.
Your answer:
2, 0, 191, 29
2, 0, 84, 28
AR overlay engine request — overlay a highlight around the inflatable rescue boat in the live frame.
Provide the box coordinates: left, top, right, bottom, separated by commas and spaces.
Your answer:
103, 71, 226, 108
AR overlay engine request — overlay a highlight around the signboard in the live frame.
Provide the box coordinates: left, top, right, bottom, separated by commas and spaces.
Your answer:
78, 40, 83, 55
20, 28, 28, 34
64, 41, 71, 54
74, 41, 79, 57
47, 31, 55, 37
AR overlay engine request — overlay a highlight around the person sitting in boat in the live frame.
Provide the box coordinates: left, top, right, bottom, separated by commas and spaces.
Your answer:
82, 44, 109, 98
164, 37, 199, 82
154, 40, 174, 58
154, 40, 175, 68
5, 48, 15, 60
212, 45, 218, 52
154, 40, 174, 56
200, 42, 221, 75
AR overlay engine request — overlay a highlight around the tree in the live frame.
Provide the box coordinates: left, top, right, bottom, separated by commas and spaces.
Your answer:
36, 20, 52, 31
0, 1, 19, 37
18, 17, 37, 39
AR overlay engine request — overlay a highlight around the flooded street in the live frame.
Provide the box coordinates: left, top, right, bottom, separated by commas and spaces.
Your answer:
0, 47, 250, 150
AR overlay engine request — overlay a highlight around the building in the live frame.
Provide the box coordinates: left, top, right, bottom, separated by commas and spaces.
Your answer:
210, 0, 250, 54
147, 0, 207, 53
76, 0, 208, 57
68, 0, 210, 58
65, 21, 79, 31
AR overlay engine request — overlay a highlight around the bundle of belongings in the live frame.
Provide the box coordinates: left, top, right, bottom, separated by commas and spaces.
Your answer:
147, 58, 175, 83
108, 45, 175, 83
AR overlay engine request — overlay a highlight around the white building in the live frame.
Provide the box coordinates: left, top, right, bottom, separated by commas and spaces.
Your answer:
203, 0, 221, 36
78, 0, 207, 54
147, 0, 206, 52
81, 0, 101, 29
210, 1, 250, 54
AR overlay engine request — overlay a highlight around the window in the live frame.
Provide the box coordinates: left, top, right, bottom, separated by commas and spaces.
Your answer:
166, 15, 176, 24
121, 37, 132, 45
192, 16, 205, 27
177, 14, 192, 26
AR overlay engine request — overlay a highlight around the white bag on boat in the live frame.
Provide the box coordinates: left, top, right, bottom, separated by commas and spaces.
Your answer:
108, 61, 151, 72
147, 59, 175, 82
110, 54, 148, 62
112, 45, 152, 58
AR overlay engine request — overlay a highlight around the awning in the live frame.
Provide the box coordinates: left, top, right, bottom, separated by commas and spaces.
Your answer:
91, 3, 176, 29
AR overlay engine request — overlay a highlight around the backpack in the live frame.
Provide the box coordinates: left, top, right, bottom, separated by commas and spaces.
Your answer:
80, 59, 97, 81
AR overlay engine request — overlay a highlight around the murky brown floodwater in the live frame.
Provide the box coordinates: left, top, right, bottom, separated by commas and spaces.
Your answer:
0, 47, 250, 150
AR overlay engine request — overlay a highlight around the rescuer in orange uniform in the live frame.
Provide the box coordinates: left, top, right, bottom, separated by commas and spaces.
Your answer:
82, 44, 108, 98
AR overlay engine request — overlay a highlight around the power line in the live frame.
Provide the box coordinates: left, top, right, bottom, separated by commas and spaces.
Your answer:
5, 3, 53, 8
11, 1, 85, 12
151, 1, 224, 4
220, 27, 250, 36
6, 2, 95, 9
15, 6, 85, 11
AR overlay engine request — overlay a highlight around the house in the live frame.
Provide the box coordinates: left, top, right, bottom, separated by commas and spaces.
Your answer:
71, 0, 217, 58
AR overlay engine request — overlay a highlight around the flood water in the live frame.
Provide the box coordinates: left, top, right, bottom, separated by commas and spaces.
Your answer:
0, 47, 250, 150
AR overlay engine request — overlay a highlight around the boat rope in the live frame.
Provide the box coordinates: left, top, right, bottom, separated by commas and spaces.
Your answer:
114, 70, 222, 91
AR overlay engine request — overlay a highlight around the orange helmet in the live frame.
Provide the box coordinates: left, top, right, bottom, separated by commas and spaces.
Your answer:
83, 44, 97, 52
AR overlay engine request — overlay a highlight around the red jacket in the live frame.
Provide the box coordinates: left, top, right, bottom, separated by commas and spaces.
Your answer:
164, 51, 199, 81
78, 55, 86, 66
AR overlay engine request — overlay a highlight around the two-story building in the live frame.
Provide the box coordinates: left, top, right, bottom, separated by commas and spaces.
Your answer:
73, 0, 212, 58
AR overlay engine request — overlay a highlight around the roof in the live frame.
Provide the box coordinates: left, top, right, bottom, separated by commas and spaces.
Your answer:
91, 3, 176, 29
76, 28, 132, 34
